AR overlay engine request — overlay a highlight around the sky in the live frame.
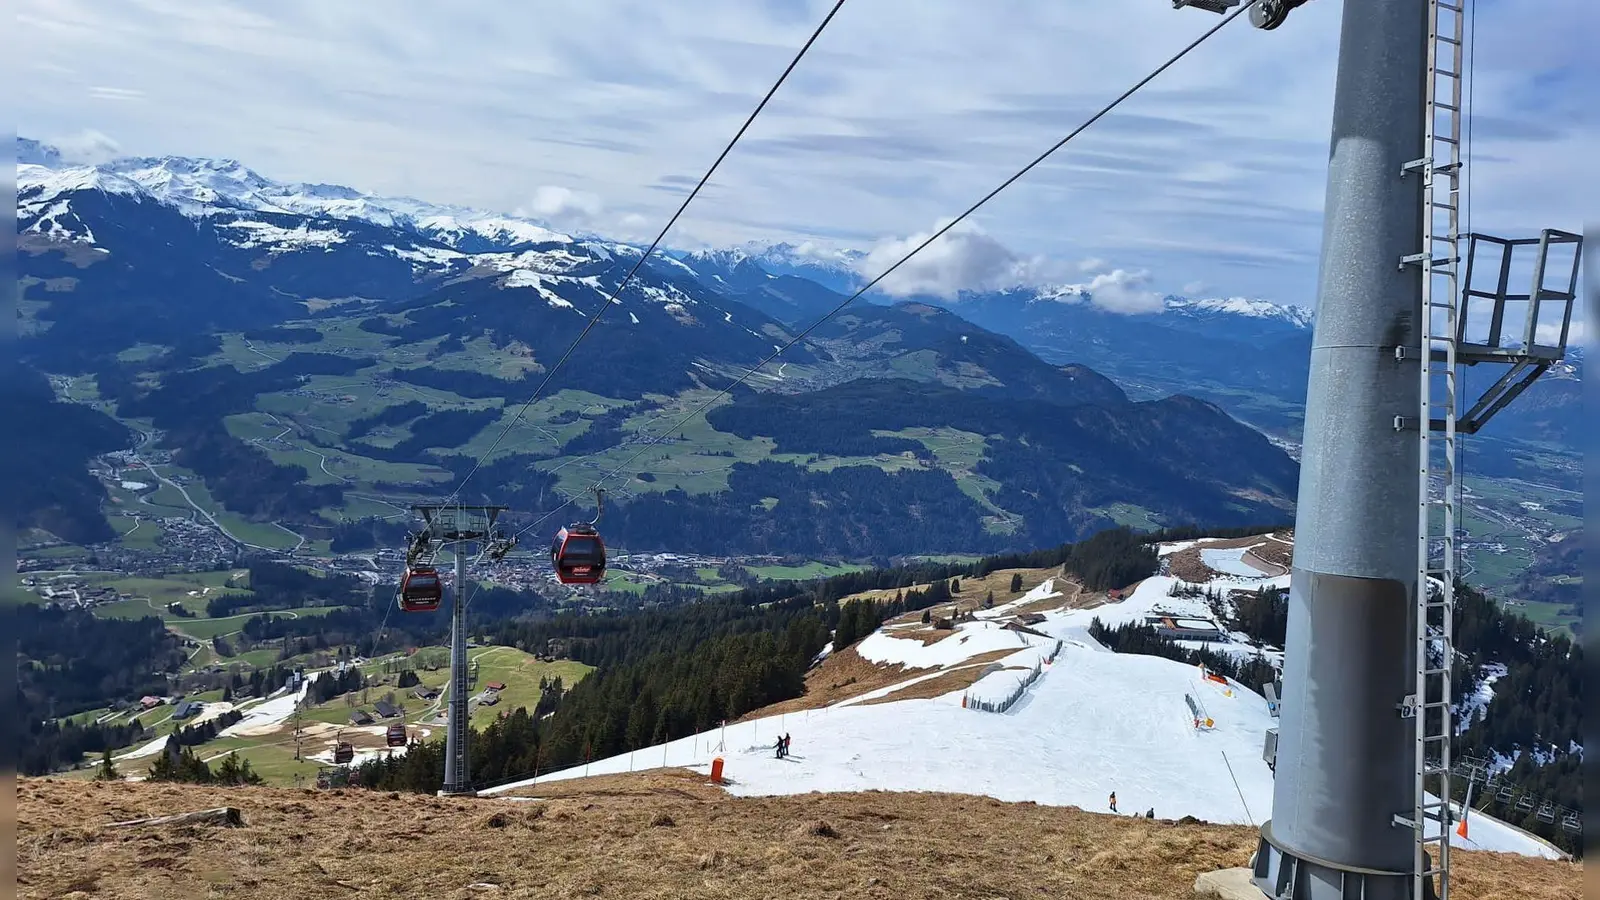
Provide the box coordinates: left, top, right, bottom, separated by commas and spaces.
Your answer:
11, 0, 1598, 311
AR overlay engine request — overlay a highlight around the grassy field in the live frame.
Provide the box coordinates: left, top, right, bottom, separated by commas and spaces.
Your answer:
533, 390, 777, 498
92, 571, 252, 613
91, 587, 346, 641
345, 646, 595, 731
1093, 502, 1166, 531
744, 561, 868, 581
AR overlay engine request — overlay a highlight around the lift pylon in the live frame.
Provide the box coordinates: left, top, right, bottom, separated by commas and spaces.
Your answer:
406, 505, 513, 796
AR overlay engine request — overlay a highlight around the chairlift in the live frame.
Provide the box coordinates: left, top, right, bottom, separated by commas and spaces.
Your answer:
1515, 793, 1535, 812
1496, 783, 1515, 803
385, 723, 408, 748
397, 565, 443, 612
1535, 802, 1555, 824
552, 487, 607, 585
1561, 814, 1580, 834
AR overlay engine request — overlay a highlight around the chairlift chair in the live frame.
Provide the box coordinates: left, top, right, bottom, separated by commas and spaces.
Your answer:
1515, 793, 1535, 812
1497, 783, 1515, 803
1561, 813, 1580, 834
1536, 802, 1555, 824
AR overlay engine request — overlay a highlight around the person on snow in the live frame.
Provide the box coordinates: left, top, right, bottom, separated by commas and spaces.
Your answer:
783, 733, 791, 756
775, 736, 785, 759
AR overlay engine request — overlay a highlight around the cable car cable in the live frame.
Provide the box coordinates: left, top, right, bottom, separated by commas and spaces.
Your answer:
436, 0, 850, 510
511, 1, 1257, 542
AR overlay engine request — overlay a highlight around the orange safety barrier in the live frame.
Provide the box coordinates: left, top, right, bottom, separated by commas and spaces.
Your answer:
710, 756, 725, 784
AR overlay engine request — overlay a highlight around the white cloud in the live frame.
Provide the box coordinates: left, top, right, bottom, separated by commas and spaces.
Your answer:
11, 0, 1595, 304
1536, 318, 1585, 347
49, 127, 121, 164
856, 219, 1064, 299
1081, 269, 1166, 315
519, 185, 604, 227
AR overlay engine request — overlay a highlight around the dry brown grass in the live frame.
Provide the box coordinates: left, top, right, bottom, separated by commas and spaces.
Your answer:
17, 777, 1578, 900
856, 657, 1014, 706
737, 648, 931, 721
849, 566, 1065, 619
743, 569, 1085, 721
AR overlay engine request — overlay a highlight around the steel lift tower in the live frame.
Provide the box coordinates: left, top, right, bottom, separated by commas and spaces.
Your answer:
1173, 1, 1583, 898
405, 505, 515, 796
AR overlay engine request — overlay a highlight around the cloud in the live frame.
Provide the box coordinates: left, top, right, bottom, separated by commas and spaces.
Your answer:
1080, 269, 1165, 314
49, 128, 121, 164
856, 222, 1166, 315
856, 219, 1064, 299
519, 185, 604, 227
11, 0, 1595, 305
1536, 318, 1585, 346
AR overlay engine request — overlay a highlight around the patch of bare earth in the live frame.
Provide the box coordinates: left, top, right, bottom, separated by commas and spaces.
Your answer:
1248, 533, 1295, 570
736, 647, 930, 720
1166, 532, 1294, 583
856, 652, 1019, 706
860, 566, 1066, 623
17, 778, 1578, 900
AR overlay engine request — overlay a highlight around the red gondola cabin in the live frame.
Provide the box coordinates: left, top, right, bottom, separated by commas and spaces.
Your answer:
552, 524, 606, 585
397, 565, 443, 612
385, 723, 407, 748
334, 742, 355, 765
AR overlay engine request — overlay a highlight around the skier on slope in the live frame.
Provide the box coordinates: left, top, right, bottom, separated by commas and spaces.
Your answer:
775, 736, 785, 759
783, 733, 791, 757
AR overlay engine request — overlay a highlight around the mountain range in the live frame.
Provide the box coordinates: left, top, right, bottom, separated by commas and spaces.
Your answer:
11, 137, 1578, 584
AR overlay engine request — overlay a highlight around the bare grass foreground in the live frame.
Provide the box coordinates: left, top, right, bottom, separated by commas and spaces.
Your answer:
18, 775, 1580, 899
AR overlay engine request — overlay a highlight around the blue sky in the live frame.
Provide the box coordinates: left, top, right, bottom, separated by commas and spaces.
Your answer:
12, 0, 1597, 314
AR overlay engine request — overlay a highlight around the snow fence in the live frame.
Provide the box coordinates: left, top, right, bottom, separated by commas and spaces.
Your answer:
962, 639, 1063, 714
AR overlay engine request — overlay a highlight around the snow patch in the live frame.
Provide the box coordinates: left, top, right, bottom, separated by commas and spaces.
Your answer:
503, 269, 575, 308
219, 219, 347, 252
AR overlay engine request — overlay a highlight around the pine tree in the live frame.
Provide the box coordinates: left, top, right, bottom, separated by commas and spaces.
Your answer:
1010, 573, 1023, 593
985, 591, 995, 608
94, 749, 119, 782
950, 578, 961, 594
921, 609, 932, 625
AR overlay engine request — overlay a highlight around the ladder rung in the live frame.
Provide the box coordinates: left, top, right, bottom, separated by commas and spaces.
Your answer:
1435, 34, 1461, 46
1432, 66, 1461, 78
1430, 201, 1458, 211
1423, 667, 1450, 676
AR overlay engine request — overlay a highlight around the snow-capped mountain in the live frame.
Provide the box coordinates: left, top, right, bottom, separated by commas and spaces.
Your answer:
676, 241, 867, 295
17, 138, 576, 256
1164, 296, 1315, 330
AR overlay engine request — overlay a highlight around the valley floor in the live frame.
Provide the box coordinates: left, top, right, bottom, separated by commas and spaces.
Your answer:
16, 777, 1580, 900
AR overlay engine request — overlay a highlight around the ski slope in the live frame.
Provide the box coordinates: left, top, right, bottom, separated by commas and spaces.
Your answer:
484, 570, 1564, 860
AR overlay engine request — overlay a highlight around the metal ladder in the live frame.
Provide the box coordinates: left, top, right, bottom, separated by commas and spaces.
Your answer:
1399, 0, 1466, 896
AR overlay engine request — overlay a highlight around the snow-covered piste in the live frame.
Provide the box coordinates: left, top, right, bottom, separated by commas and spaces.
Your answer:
484, 553, 1564, 860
